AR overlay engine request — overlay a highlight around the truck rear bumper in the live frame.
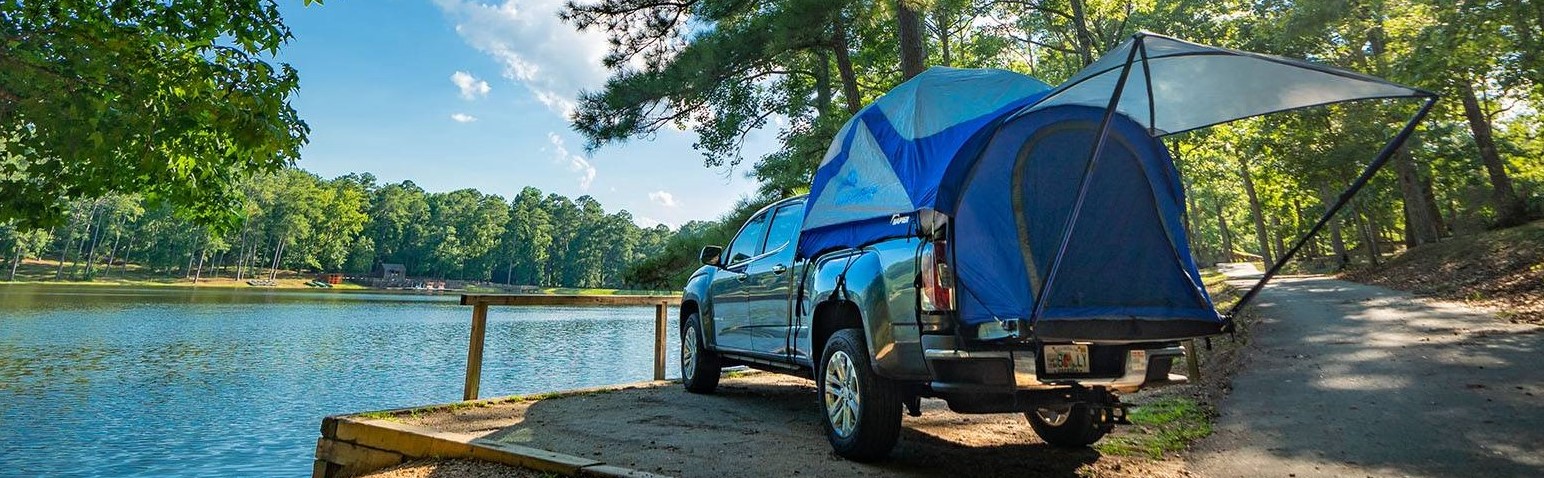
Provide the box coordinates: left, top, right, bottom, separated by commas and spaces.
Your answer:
922, 339, 1186, 395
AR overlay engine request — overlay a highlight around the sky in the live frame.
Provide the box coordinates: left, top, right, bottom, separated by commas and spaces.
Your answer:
274, 0, 776, 228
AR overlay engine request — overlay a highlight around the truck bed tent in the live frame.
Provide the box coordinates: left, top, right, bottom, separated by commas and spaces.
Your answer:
798, 67, 1053, 257
940, 105, 1216, 340
799, 32, 1435, 342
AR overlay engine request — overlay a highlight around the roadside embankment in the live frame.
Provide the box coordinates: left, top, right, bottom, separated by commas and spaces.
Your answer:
1343, 219, 1544, 325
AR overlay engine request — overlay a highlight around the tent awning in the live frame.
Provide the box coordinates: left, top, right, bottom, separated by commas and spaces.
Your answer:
1019, 31, 1438, 334
1023, 32, 1436, 136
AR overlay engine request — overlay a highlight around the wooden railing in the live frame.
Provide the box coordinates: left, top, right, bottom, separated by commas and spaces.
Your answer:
458, 294, 682, 401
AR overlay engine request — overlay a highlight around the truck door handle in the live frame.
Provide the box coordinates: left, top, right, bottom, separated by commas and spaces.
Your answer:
736, 273, 748, 282
771, 264, 788, 275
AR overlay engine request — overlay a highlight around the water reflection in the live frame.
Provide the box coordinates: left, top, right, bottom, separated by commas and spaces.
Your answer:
0, 284, 680, 477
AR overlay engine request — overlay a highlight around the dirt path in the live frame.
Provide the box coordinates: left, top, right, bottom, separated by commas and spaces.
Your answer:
1189, 266, 1544, 477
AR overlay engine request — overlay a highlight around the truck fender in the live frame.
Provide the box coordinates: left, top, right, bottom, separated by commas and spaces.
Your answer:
681, 268, 715, 346
807, 250, 910, 379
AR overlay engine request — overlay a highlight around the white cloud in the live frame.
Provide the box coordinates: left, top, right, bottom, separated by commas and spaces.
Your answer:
547, 132, 596, 190
450, 71, 491, 100
635, 216, 673, 229
450, 113, 478, 123
648, 190, 678, 208
434, 0, 610, 116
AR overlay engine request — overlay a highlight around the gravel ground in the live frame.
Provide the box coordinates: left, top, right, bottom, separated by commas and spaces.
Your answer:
357, 459, 540, 478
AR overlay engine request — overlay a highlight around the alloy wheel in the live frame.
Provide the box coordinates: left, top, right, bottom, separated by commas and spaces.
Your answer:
823, 350, 862, 438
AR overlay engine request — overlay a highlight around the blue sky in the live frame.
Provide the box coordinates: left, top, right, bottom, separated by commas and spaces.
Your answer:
275, 0, 774, 228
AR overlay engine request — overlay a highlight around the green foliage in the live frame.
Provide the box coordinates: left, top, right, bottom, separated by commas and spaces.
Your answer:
623, 195, 777, 289
0, 0, 316, 231
2, 170, 667, 289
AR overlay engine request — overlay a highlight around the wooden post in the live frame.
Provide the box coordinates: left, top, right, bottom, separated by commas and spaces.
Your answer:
1183, 339, 1201, 381
654, 302, 668, 381
464, 302, 488, 401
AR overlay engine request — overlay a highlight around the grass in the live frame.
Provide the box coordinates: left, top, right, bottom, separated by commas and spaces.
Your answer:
357, 411, 405, 423
1092, 266, 1247, 460
1096, 397, 1214, 458
538, 287, 673, 296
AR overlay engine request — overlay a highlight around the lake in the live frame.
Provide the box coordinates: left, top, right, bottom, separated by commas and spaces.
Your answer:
0, 284, 680, 477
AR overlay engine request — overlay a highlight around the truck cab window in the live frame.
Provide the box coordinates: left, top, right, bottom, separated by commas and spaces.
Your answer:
763, 204, 803, 256
725, 213, 768, 264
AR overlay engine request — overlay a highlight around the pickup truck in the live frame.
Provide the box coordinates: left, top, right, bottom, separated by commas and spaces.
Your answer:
678, 195, 1188, 461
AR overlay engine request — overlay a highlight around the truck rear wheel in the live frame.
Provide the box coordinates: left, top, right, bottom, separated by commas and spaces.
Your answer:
1025, 404, 1110, 447
818, 329, 902, 461
681, 312, 720, 393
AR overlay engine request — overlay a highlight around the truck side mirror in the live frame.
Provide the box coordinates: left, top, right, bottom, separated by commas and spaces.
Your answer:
700, 245, 724, 267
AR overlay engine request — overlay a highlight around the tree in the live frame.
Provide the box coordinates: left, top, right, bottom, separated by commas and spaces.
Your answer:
0, 1, 315, 230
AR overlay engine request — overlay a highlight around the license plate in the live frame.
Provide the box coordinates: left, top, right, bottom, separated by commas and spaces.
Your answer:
1043, 344, 1090, 374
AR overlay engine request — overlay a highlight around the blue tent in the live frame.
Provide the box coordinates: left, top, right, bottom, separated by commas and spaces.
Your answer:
798, 67, 1216, 341
799, 67, 1054, 258
799, 33, 1434, 342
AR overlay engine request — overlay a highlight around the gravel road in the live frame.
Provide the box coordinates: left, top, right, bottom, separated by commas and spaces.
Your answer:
1189, 266, 1544, 477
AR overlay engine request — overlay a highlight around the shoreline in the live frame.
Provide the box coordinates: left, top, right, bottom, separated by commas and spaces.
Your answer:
0, 279, 671, 297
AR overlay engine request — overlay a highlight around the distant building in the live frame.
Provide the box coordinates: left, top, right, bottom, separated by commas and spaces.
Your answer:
376, 263, 407, 280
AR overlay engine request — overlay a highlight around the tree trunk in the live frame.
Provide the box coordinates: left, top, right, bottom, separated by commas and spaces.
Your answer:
933, 8, 953, 66
1320, 185, 1350, 269
1215, 200, 1234, 262
1422, 175, 1447, 235
83, 208, 106, 278
103, 227, 121, 279
1184, 186, 1198, 259
270, 237, 287, 281
896, 0, 926, 79
1270, 215, 1288, 266
1365, 201, 1384, 264
814, 50, 833, 115
193, 244, 205, 284
118, 235, 135, 278
832, 20, 862, 115
1239, 158, 1274, 265
1352, 200, 1379, 265
1393, 147, 1442, 246
9, 242, 21, 281
184, 235, 199, 278
1459, 81, 1529, 227
1329, 217, 1349, 269
1068, 0, 1097, 65
55, 219, 74, 280
73, 202, 100, 279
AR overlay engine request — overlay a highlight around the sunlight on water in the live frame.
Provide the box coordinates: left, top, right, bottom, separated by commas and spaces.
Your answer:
0, 284, 680, 477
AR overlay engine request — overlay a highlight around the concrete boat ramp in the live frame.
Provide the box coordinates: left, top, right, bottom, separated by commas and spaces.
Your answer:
315, 372, 1132, 478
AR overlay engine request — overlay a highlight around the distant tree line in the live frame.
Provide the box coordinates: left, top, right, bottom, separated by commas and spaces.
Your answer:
0, 170, 670, 288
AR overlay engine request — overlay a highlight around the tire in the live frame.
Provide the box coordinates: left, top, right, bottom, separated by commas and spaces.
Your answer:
818, 329, 902, 462
1025, 403, 1111, 447
681, 312, 720, 394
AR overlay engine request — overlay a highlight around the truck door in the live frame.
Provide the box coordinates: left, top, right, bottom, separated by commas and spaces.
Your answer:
710, 212, 769, 352
744, 203, 802, 358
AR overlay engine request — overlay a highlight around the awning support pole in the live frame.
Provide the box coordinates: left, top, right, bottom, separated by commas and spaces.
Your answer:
1027, 34, 1145, 330
1224, 96, 1438, 325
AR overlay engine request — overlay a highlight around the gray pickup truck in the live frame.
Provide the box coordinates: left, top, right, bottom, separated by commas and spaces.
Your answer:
679, 195, 1189, 461
675, 32, 1436, 462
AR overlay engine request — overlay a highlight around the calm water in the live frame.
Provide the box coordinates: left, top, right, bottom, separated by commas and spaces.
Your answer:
0, 284, 680, 477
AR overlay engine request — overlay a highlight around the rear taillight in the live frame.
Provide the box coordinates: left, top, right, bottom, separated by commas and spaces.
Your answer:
920, 239, 955, 312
